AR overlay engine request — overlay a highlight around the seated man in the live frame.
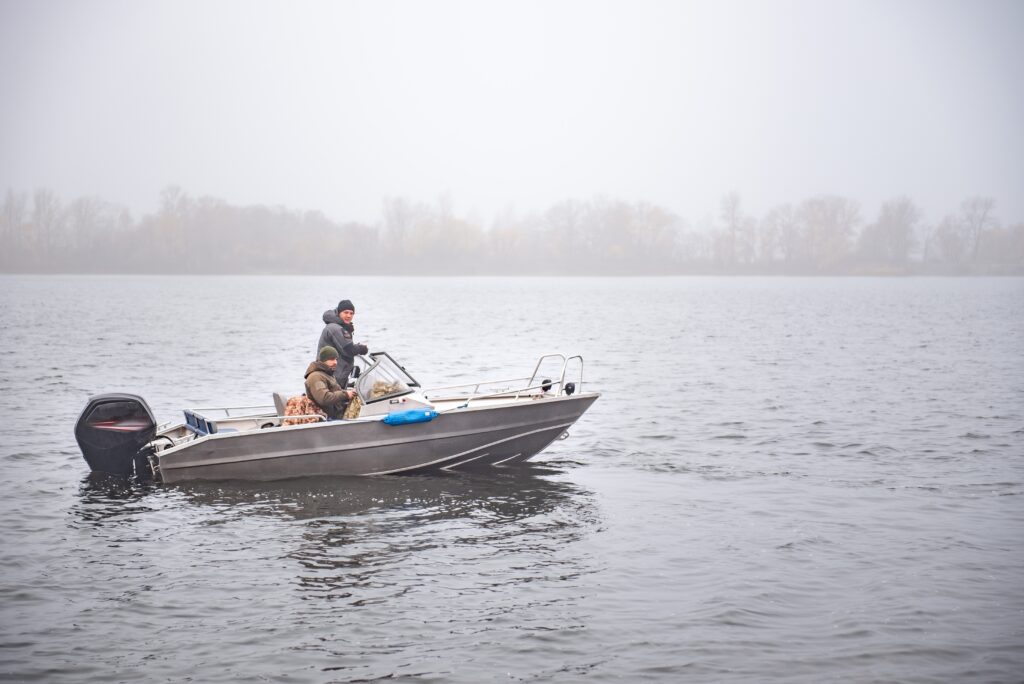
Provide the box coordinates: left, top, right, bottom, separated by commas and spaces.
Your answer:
304, 346, 356, 420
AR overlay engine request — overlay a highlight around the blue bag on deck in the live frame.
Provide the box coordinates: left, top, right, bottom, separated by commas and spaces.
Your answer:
382, 408, 438, 426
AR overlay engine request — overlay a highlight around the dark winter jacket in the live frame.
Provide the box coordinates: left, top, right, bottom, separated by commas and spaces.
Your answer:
304, 361, 349, 419
317, 310, 369, 386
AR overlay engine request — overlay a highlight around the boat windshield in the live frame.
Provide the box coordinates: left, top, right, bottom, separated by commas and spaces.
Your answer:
354, 352, 420, 404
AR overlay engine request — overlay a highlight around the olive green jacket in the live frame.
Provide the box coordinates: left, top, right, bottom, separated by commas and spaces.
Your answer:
303, 361, 349, 419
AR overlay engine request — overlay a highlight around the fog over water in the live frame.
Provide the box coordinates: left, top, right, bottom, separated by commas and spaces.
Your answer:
1, 0, 1022, 227
1, 3, 1023, 677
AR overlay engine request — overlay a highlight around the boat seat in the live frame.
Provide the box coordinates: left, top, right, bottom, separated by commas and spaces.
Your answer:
184, 409, 217, 435
272, 392, 288, 417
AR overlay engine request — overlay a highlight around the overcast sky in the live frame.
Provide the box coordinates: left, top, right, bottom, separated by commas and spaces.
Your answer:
1, 0, 1021, 226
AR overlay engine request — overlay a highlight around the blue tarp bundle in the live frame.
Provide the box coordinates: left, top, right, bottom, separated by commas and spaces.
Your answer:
382, 408, 438, 425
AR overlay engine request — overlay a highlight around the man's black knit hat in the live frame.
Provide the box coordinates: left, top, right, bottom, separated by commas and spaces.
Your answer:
336, 299, 355, 313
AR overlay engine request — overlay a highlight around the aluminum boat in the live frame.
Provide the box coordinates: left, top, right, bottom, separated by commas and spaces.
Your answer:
74, 352, 599, 483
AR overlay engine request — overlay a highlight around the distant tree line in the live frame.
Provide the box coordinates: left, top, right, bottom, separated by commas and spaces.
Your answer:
1, 186, 1021, 275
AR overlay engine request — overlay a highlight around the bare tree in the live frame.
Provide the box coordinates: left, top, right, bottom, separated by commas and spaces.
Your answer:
1, 190, 28, 268
719, 192, 741, 265
760, 204, 797, 265
543, 199, 587, 266
883, 196, 920, 264
919, 222, 936, 264
674, 225, 709, 265
2, 186, 1021, 275
488, 206, 535, 272
718, 192, 754, 266
960, 196, 996, 262
66, 196, 110, 250
1, 189, 27, 244
630, 201, 679, 267
31, 188, 65, 257
933, 214, 968, 265
797, 195, 860, 272
585, 196, 629, 266
154, 185, 191, 262
973, 221, 1024, 269
859, 196, 920, 266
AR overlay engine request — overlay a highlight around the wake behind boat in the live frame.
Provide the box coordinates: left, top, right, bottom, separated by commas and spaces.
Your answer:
74, 353, 599, 483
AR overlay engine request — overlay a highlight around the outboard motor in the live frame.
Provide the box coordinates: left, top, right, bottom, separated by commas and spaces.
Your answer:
74, 394, 157, 478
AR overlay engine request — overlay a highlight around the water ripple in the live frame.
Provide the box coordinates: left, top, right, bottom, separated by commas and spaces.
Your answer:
2, 275, 1024, 682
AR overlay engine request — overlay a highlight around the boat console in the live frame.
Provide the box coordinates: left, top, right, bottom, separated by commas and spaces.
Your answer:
351, 352, 434, 417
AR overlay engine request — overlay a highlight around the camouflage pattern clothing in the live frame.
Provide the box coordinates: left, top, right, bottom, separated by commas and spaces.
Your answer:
340, 381, 406, 420
283, 395, 325, 425
342, 396, 363, 420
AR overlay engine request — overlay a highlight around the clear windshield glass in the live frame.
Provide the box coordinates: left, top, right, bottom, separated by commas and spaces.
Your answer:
354, 353, 419, 403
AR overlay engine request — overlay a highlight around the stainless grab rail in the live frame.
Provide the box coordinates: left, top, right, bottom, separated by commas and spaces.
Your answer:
426, 352, 585, 410
189, 404, 275, 418
565, 355, 584, 394
527, 353, 568, 388
424, 375, 532, 396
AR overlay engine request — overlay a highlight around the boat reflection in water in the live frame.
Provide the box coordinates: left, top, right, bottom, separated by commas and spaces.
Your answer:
71, 463, 604, 674
169, 463, 589, 521
183, 465, 601, 604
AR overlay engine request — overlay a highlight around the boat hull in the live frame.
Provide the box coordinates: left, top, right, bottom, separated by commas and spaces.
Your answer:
156, 392, 598, 483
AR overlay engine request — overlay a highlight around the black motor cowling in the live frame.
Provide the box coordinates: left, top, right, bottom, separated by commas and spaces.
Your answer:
74, 394, 157, 477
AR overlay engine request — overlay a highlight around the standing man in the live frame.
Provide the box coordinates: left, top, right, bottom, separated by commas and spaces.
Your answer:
304, 346, 356, 419
317, 299, 369, 388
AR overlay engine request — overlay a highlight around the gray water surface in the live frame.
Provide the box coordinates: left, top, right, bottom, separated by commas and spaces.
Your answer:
1, 276, 1022, 682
